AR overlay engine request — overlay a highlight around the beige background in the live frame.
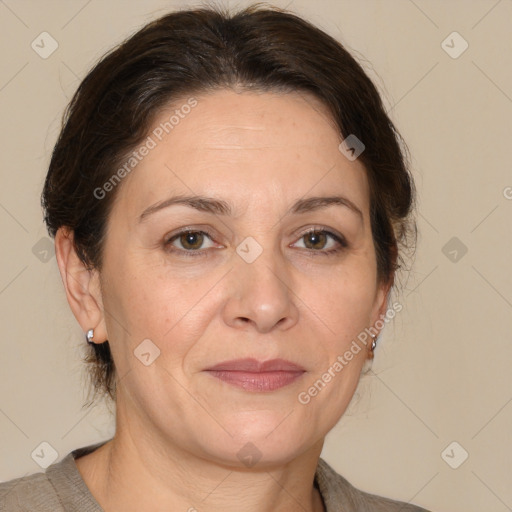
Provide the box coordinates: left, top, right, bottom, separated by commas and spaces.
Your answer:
1, 1, 511, 510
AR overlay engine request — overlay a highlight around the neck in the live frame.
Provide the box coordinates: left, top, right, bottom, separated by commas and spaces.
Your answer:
75, 406, 326, 512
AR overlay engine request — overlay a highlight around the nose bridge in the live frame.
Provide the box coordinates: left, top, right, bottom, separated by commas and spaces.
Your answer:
241, 239, 286, 292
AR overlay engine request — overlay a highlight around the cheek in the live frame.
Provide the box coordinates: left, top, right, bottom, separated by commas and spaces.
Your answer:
104, 257, 221, 359
101, 232, 379, 368
300, 261, 378, 342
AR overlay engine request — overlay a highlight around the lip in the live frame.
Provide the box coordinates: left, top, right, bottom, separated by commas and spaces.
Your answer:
205, 358, 305, 372
204, 358, 306, 392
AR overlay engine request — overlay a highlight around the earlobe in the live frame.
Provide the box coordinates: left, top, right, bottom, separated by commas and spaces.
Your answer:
54, 227, 108, 343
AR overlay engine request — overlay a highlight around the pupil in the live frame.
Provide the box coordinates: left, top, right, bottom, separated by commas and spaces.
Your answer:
306, 231, 325, 249
182, 232, 202, 249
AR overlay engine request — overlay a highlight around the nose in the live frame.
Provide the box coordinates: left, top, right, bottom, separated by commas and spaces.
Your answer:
221, 247, 300, 334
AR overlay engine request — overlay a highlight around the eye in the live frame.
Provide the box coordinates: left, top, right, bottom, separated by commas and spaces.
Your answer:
165, 229, 217, 254
292, 228, 347, 255
164, 227, 347, 258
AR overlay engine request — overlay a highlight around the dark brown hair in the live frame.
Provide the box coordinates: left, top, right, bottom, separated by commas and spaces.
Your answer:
42, 4, 416, 403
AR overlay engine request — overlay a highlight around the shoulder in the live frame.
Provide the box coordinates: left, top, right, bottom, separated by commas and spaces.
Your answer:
0, 470, 63, 512
0, 441, 108, 512
316, 457, 433, 512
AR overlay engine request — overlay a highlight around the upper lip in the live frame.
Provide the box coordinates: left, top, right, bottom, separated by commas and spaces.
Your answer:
205, 358, 305, 372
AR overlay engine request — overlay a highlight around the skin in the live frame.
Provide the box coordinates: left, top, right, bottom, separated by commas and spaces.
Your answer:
55, 89, 391, 512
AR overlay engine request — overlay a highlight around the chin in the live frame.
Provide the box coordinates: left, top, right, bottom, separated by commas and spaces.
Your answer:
194, 414, 316, 469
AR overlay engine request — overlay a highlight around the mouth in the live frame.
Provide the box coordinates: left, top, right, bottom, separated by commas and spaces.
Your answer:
203, 358, 306, 392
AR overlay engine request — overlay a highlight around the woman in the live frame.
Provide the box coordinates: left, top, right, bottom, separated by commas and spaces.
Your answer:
0, 5, 428, 511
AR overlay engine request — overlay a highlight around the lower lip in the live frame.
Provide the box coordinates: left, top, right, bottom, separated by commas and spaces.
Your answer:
205, 370, 305, 391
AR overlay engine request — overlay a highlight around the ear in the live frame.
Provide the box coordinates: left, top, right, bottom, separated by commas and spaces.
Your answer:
54, 227, 108, 344
370, 277, 393, 337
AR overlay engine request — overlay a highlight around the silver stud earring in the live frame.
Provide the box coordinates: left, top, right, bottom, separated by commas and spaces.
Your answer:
370, 334, 377, 351
86, 329, 94, 344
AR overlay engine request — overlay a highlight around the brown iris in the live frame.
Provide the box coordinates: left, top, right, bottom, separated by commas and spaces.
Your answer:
303, 231, 328, 250
179, 231, 205, 250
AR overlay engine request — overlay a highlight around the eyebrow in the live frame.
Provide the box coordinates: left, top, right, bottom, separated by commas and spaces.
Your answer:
138, 194, 363, 222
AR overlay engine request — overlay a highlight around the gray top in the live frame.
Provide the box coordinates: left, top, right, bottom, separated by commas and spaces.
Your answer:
0, 441, 431, 511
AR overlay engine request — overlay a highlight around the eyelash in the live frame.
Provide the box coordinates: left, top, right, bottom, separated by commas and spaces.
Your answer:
164, 227, 348, 258
298, 228, 348, 256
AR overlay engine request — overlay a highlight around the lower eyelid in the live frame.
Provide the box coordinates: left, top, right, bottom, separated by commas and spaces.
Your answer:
166, 231, 216, 250
293, 230, 347, 249
164, 229, 347, 255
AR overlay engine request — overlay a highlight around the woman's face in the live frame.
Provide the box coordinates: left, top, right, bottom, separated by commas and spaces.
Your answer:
93, 89, 389, 466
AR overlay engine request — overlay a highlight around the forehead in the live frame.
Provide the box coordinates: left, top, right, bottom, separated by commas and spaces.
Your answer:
113, 89, 370, 219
